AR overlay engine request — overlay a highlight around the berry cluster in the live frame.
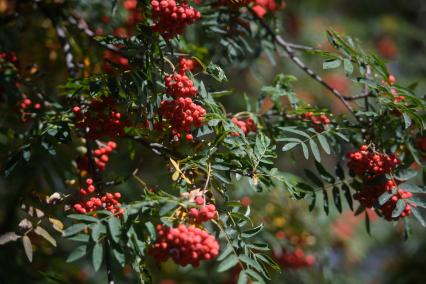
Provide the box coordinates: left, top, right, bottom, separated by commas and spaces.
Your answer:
231, 117, 257, 136
159, 97, 205, 141
354, 180, 414, 221
348, 145, 413, 221
165, 73, 197, 98
384, 75, 405, 103
149, 224, 219, 267
275, 248, 315, 269
301, 112, 331, 132
72, 98, 125, 139
123, 0, 138, 10
18, 95, 42, 122
347, 145, 400, 178
178, 57, 199, 73
73, 178, 124, 215
252, 0, 282, 18
77, 141, 118, 172
188, 197, 217, 223
151, 0, 201, 39
103, 50, 130, 74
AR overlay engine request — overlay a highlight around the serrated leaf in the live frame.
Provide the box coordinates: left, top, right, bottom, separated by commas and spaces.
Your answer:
282, 142, 298, 152
392, 199, 406, 218
394, 169, 417, 181
343, 59, 354, 74
68, 214, 99, 223
91, 222, 106, 242
67, 245, 88, 262
68, 233, 90, 242
217, 255, 239, 272
217, 243, 234, 261
159, 202, 177, 216
0, 232, 20, 245
242, 224, 263, 238
332, 186, 342, 213
108, 217, 121, 243
301, 142, 309, 159
49, 218, 64, 233
239, 255, 261, 271
317, 134, 331, 154
92, 242, 103, 271
237, 271, 248, 284
365, 211, 371, 235
378, 190, 394, 206
305, 169, 323, 187
323, 190, 329, 215
400, 183, 426, 193
411, 207, 426, 227
34, 226, 56, 247
315, 162, 335, 183
335, 164, 345, 180
309, 139, 321, 162
323, 59, 341, 69
341, 183, 353, 211
22, 235, 33, 262
113, 248, 125, 267
63, 223, 86, 237
309, 192, 316, 211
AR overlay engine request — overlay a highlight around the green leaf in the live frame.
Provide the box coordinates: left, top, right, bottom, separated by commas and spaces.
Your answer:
402, 113, 412, 129
394, 169, 417, 181
332, 186, 342, 213
343, 59, 354, 74
342, 183, 353, 211
91, 222, 106, 242
108, 217, 121, 243
411, 207, 426, 227
242, 224, 263, 238
34, 226, 56, 247
68, 234, 90, 243
301, 142, 309, 159
217, 243, 234, 261
323, 59, 341, 69
309, 139, 321, 162
68, 214, 99, 223
282, 142, 298, 152
22, 235, 33, 262
63, 223, 86, 237
159, 202, 178, 216
92, 242, 103, 271
318, 134, 331, 155
400, 183, 426, 193
113, 248, 126, 267
378, 190, 394, 206
279, 127, 310, 138
392, 199, 406, 218
305, 169, 323, 187
365, 211, 371, 235
315, 162, 335, 183
205, 63, 228, 82
237, 271, 248, 284
323, 190, 329, 215
217, 255, 239, 272
335, 164, 345, 180
66, 245, 87, 262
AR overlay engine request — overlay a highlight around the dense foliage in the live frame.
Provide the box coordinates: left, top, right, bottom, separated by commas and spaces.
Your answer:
0, 0, 425, 283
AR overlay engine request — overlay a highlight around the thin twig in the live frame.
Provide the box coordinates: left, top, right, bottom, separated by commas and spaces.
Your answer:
250, 9, 368, 113
65, 12, 122, 54
42, 8, 77, 77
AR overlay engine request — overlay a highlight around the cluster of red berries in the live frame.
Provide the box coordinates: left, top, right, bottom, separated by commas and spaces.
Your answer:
252, 0, 282, 18
347, 145, 400, 178
348, 145, 413, 221
301, 112, 331, 132
178, 57, 199, 73
384, 75, 405, 103
149, 224, 219, 267
77, 141, 118, 172
231, 117, 257, 136
188, 197, 217, 223
151, 0, 201, 39
0, 51, 17, 65
354, 180, 414, 221
159, 97, 206, 141
103, 50, 130, 74
274, 248, 315, 269
165, 73, 197, 98
18, 95, 42, 122
72, 98, 125, 139
123, 0, 138, 10
73, 178, 124, 215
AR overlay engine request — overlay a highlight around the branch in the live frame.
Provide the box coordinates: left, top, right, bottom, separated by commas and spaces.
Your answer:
250, 9, 368, 113
39, 6, 77, 78
65, 12, 123, 54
